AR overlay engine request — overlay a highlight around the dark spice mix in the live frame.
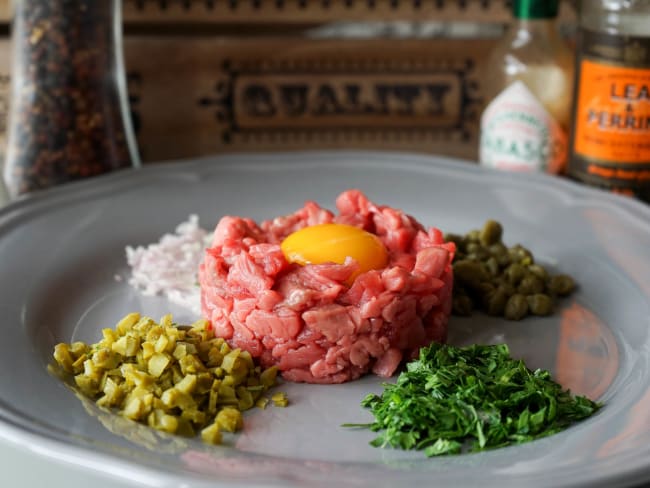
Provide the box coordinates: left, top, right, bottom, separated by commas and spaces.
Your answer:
4, 0, 138, 197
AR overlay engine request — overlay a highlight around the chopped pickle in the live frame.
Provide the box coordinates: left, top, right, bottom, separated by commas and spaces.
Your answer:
111, 334, 140, 357
141, 342, 155, 360
236, 386, 254, 410
52, 313, 287, 445
201, 422, 222, 445
92, 348, 121, 370
116, 313, 140, 335
160, 314, 173, 327
271, 392, 289, 407
154, 334, 170, 354
53, 343, 75, 374
123, 397, 146, 420
182, 408, 206, 426
148, 352, 171, 377
255, 397, 270, 409
260, 366, 278, 388
175, 374, 197, 394
161, 387, 195, 410
173, 343, 188, 360
74, 374, 97, 397
179, 354, 205, 375
96, 377, 124, 408
148, 409, 178, 434
215, 407, 243, 432
101, 328, 118, 347
69, 342, 88, 357
206, 347, 223, 367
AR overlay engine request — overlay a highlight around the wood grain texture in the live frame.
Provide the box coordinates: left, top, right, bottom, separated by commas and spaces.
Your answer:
0, 0, 575, 26
124, 36, 494, 162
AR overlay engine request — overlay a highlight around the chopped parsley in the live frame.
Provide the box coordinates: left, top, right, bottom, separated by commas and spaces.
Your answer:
344, 343, 601, 456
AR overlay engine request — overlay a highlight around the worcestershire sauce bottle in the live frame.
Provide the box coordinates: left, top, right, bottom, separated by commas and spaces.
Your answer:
568, 1, 650, 201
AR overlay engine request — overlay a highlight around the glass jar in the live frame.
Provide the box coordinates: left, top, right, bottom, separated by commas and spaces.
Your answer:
568, 0, 650, 200
4, 0, 140, 198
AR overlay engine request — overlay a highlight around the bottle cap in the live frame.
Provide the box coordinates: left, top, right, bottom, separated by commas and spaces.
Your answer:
512, 0, 559, 19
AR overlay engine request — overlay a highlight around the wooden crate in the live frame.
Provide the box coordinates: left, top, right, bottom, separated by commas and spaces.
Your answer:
122, 0, 515, 24
0, 0, 577, 164
125, 36, 495, 162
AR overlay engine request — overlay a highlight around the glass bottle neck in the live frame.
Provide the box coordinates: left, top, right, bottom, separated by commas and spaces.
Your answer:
512, 18, 558, 44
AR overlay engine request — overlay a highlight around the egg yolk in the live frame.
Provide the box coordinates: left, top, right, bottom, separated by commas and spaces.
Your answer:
280, 223, 388, 282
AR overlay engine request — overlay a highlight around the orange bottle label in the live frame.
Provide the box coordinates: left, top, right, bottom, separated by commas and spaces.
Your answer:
573, 60, 650, 165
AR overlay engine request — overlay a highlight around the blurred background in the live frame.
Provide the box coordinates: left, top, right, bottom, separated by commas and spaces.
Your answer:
0, 0, 578, 167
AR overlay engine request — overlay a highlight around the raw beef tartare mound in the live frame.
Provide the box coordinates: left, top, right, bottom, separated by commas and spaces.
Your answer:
198, 190, 455, 384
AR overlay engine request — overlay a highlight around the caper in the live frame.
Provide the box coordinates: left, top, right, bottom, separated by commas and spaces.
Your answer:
452, 294, 474, 316
497, 282, 516, 297
547, 274, 576, 296
467, 230, 480, 243
485, 256, 500, 277
466, 242, 480, 253
489, 243, 510, 266
488, 242, 508, 256
509, 245, 534, 265
453, 260, 489, 286
528, 264, 548, 281
517, 274, 545, 295
484, 289, 508, 316
504, 294, 529, 320
449, 220, 576, 320
467, 250, 490, 261
466, 243, 489, 260
480, 220, 503, 246
527, 294, 554, 316
504, 263, 526, 285
476, 282, 496, 297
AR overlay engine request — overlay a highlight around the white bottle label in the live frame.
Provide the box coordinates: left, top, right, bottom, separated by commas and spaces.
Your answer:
479, 80, 567, 173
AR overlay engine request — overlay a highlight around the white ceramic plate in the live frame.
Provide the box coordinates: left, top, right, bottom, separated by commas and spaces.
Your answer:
0, 151, 649, 488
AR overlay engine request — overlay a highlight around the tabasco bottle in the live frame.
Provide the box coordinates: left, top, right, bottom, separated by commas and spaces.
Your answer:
479, 0, 574, 174
568, 0, 650, 200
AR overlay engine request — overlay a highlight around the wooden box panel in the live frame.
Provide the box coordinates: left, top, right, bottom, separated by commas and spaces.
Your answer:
0, 0, 576, 24
123, 0, 513, 24
126, 36, 493, 162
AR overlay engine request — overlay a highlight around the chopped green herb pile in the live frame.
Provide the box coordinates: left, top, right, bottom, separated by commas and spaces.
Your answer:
344, 343, 601, 456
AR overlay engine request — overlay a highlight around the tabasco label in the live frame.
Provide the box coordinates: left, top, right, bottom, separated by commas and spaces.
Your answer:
479, 81, 567, 173
569, 30, 650, 199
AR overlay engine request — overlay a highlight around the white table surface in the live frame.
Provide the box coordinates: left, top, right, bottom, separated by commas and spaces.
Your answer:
0, 438, 141, 488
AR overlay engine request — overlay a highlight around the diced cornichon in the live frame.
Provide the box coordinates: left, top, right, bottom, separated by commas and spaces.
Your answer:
53, 343, 76, 374
201, 422, 222, 445
215, 407, 243, 432
51, 313, 287, 445
111, 334, 140, 357
271, 392, 289, 407
148, 352, 171, 377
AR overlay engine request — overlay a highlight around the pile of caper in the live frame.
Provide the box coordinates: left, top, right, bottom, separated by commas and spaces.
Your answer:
445, 220, 575, 320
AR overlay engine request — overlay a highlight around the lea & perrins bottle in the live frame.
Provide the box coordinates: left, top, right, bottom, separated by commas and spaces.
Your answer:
568, 0, 650, 200
479, 0, 574, 174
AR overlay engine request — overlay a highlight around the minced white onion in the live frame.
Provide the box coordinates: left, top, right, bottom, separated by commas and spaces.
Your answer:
125, 215, 211, 315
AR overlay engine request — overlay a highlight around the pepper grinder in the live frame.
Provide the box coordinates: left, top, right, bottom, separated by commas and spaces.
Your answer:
4, 0, 140, 198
